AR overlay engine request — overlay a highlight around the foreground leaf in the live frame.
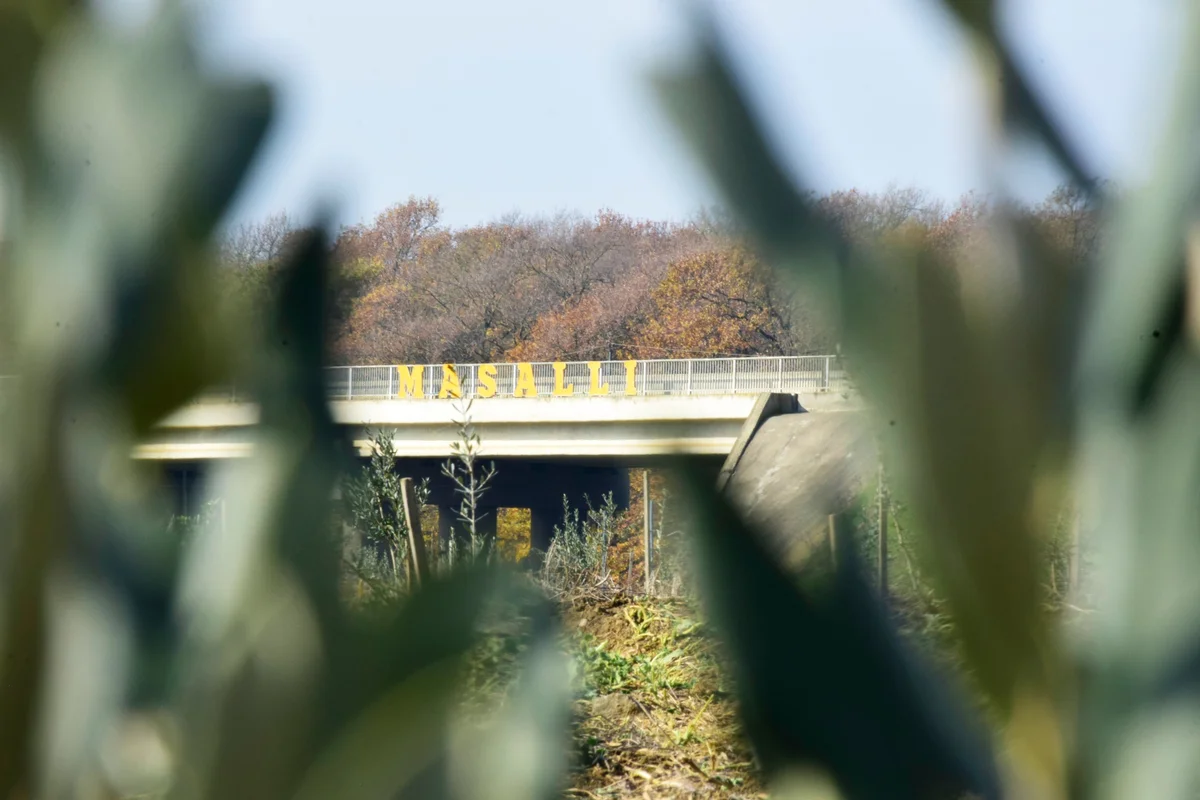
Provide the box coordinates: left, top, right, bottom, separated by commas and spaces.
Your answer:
672, 460, 1001, 800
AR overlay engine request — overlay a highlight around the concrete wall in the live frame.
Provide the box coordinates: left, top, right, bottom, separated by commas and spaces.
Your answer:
721, 410, 876, 564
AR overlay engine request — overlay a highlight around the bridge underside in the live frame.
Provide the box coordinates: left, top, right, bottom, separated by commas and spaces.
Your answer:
157, 453, 724, 553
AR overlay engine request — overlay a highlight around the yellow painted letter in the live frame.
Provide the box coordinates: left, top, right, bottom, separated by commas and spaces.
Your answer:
438, 363, 461, 399
587, 361, 609, 396
396, 365, 424, 398
514, 362, 537, 398
552, 362, 574, 396
478, 363, 498, 398
623, 360, 638, 396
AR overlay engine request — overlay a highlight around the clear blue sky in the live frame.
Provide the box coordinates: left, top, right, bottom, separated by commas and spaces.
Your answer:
102, 0, 1181, 229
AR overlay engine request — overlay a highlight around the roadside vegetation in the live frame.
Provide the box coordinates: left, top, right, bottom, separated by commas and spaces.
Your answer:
307, 417, 1084, 798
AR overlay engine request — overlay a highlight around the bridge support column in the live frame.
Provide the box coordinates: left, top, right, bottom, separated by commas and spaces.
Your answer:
162, 463, 205, 519
530, 506, 558, 554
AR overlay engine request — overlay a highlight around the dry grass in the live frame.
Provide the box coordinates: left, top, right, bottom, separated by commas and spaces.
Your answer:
458, 591, 763, 798
564, 595, 763, 799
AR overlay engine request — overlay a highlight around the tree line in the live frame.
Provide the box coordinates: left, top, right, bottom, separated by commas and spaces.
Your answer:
219, 185, 1100, 367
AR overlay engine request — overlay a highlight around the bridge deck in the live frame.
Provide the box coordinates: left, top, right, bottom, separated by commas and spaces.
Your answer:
134, 394, 767, 460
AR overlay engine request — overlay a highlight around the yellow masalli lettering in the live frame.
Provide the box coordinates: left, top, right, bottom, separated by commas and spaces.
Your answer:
438, 363, 462, 399
587, 361, 609, 396
552, 362, 574, 396
396, 365, 424, 398
623, 360, 638, 396
478, 364, 498, 398
514, 363, 537, 397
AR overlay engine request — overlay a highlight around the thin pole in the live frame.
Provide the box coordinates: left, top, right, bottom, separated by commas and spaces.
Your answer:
644, 470, 653, 596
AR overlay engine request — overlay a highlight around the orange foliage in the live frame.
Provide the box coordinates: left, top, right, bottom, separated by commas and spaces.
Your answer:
504, 276, 653, 362
634, 247, 793, 358
222, 186, 1094, 369
496, 508, 531, 562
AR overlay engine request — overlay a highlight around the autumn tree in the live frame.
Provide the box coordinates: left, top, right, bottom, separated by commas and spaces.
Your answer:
817, 186, 944, 245
336, 221, 540, 364
221, 211, 296, 272
226, 186, 1093, 369
634, 246, 831, 358
334, 273, 437, 364
504, 211, 710, 361
513, 211, 668, 305
506, 273, 658, 362
412, 222, 543, 362
337, 195, 442, 276
1029, 183, 1104, 264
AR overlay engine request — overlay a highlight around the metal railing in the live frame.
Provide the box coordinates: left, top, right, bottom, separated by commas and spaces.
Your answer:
319, 355, 846, 401
10, 356, 850, 406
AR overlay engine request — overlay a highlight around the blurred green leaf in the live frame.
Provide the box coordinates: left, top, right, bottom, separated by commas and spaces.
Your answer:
447, 591, 573, 800
671, 459, 1002, 800
31, 10, 273, 432
652, 18, 1064, 728
1068, 5, 1200, 797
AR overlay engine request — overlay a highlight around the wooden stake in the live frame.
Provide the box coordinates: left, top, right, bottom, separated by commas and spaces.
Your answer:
401, 478, 430, 587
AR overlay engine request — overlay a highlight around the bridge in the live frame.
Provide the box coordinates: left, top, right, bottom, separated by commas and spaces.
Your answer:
3, 356, 852, 550
142, 355, 847, 462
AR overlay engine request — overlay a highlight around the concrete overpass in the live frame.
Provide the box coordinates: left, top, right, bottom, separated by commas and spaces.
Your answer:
136, 355, 847, 459
7, 356, 854, 550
